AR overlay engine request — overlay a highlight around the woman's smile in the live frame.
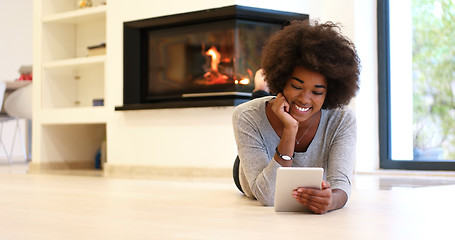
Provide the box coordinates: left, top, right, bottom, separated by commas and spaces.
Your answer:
294, 104, 311, 113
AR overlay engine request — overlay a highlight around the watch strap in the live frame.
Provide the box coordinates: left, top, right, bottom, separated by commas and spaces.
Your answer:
275, 147, 294, 161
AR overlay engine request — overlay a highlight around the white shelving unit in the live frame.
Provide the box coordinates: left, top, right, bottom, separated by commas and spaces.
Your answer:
32, 0, 108, 170
42, 5, 107, 24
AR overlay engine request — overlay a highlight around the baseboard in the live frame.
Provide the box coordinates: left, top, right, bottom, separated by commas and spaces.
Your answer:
104, 164, 232, 179
356, 169, 455, 177
28, 162, 232, 179
28, 161, 94, 172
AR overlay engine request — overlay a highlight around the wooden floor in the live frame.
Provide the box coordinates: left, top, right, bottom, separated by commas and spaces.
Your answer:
1, 163, 455, 240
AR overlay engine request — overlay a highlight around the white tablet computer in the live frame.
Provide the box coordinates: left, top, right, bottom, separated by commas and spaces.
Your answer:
274, 167, 324, 212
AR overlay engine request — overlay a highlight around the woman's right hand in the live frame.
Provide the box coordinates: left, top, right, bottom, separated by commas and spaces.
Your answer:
271, 93, 298, 129
270, 93, 298, 167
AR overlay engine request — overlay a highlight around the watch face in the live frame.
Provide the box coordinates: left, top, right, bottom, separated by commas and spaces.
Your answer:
275, 147, 294, 161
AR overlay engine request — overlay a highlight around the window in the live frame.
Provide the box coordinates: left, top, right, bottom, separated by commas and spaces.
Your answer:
378, 0, 455, 170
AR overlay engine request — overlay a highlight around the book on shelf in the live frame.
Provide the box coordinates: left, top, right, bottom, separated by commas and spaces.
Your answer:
87, 42, 106, 56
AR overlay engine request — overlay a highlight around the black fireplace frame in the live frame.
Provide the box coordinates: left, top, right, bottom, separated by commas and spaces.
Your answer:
116, 5, 308, 110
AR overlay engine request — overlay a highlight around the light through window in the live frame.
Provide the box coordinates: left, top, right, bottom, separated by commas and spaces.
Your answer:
379, 0, 455, 170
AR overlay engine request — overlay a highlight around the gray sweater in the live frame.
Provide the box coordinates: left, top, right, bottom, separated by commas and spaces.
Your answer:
232, 96, 356, 206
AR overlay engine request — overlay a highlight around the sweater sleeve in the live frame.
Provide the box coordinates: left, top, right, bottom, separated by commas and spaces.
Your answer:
325, 108, 356, 198
232, 101, 279, 206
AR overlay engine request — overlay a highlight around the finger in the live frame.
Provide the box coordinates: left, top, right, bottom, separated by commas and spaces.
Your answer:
272, 94, 284, 108
276, 92, 284, 100
274, 94, 290, 113
294, 195, 329, 214
283, 102, 290, 113
295, 193, 330, 212
321, 180, 331, 189
296, 193, 331, 206
297, 187, 331, 198
295, 188, 332, 205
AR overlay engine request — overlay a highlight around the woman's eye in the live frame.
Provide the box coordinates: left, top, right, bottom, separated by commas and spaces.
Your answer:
313, 91, 324, 95
291, 84, 302, 90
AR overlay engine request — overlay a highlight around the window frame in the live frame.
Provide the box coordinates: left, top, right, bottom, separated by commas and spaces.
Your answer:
378, 0, 455, 170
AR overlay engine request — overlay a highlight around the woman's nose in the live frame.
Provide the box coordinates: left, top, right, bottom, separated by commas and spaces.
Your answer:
298, 91, 311, 103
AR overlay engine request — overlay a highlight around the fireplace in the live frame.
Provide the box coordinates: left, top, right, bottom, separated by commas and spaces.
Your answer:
116, 5, 307, 110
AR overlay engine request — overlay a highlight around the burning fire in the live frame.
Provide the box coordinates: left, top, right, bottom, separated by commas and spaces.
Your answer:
195, 46, 229, 85
235, 78, 250, 85
195, 45, 250, 86
206, 47, 221, 74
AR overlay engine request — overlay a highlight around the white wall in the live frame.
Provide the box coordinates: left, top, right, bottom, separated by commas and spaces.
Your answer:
0, 0, 33, 162
106, 0, 379, 172
0, 1, 33, 80
352, 0, 379, 171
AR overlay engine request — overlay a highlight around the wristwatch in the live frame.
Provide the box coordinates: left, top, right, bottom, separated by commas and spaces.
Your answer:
275, 147, 294, 161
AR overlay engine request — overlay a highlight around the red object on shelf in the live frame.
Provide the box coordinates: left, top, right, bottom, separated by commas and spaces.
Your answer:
18, 73, 32, 81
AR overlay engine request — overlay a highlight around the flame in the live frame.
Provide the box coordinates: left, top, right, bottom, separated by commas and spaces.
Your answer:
195, 46, 229, 85
195, 46, 251, 86
235, 78, 250, 85
206, 47, 221, 73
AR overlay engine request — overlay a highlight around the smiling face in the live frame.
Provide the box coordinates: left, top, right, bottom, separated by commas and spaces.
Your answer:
282, 66, 327, 123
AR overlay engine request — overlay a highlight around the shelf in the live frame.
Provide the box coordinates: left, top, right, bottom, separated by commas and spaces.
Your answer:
43, 55, 106, 69
40, 107, 108, 125
35, 0, 108, 168
41, 55, 105, 109
43, 5, 106, 24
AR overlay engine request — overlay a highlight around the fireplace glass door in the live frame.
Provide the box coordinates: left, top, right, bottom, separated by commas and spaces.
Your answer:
146, 19, 281, 101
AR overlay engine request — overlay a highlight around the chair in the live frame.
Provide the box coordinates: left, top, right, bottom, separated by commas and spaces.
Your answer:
0, 82, 32, 164
4, 82, 32, 163
0, 81, 15, 164
5, 82, 32, 119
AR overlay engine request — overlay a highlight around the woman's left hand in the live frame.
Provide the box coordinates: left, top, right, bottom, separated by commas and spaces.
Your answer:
292, 181, 333, 214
